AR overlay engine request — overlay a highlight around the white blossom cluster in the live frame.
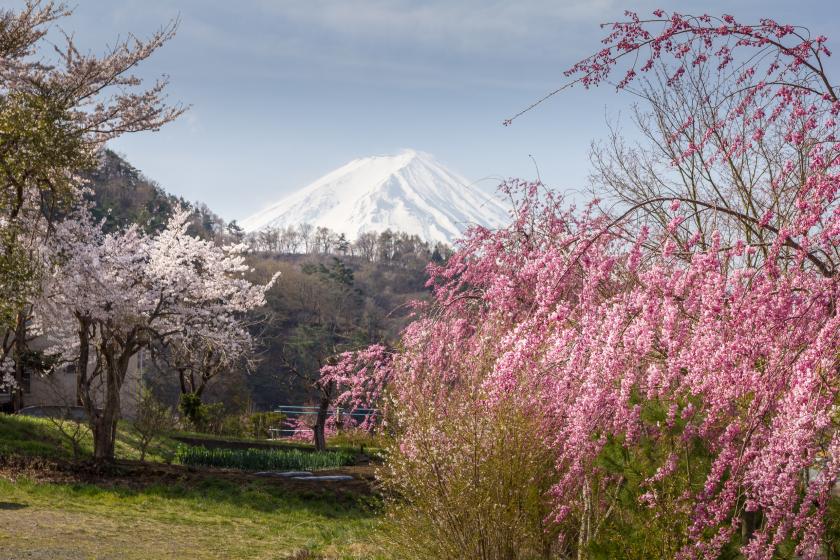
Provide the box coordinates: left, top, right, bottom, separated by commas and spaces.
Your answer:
0, 356, 17, 392
39, 206, 278, 375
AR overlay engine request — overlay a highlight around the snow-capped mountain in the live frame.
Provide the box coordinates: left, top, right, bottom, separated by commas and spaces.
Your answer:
240, 149, 511, 245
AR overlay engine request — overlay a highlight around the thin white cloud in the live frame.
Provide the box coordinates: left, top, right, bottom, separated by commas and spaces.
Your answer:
256, 0, 620, 55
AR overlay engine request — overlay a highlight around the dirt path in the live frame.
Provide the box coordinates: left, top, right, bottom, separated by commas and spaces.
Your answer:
0, 508, 201, 560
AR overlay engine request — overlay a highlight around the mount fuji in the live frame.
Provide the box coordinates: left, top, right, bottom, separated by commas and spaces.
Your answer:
240, 149, 511, 245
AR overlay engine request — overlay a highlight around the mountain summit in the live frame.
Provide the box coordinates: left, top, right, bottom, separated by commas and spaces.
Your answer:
240, 149, 510, 245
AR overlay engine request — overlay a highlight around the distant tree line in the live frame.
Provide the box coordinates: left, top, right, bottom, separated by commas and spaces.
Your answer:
242, 224, 454, 266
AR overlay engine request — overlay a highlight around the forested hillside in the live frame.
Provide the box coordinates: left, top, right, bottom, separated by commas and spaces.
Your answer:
84, 150, 180, 233
85, 150, 228, 241
245, 252, 430, 410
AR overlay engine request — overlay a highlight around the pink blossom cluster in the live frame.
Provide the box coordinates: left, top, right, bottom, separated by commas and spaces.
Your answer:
281, 413, 358, 442
382, 178, 838, 557
564, 10, 840, 170
319, 344, 391, 423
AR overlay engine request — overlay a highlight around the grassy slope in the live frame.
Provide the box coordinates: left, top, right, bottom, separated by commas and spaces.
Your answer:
0, 414, 384, 465
0, 414, 180, 463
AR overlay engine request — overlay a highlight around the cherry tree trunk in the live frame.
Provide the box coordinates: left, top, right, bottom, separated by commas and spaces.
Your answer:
91, 355, 124, 462
11, 311, 26, 412
92, 413, 118, 461
313, 396, 330, 452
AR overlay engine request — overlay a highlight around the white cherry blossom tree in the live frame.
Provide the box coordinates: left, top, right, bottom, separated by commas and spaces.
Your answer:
0, 1, 183, 407
41, 208, 276, 460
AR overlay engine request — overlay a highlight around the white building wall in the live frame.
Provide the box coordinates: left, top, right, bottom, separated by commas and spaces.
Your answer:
24, 349, 145, 420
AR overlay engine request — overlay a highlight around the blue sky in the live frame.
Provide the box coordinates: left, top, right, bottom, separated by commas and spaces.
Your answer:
13, 1, 840, 221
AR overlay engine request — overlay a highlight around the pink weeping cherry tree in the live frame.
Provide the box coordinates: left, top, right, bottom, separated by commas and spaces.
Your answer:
335, 11, 840, 559
318, 343, 391, 433
40, 208, 277, 460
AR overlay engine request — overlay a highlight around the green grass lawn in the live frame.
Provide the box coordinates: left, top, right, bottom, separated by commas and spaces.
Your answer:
0, 415, 387, 559
0, 476, 383, 559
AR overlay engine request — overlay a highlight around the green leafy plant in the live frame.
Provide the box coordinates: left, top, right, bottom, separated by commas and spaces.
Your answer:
175, 445, 354, 471
134, 387, 176, 462
178, 392, 207, 428
246, 411, 286, 439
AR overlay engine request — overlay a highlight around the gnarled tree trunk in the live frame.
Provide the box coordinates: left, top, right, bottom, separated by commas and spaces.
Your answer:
11, 311, 26, 412
91, 360, 122, 461
76, 320, 135, 463
313, 394, 330, 452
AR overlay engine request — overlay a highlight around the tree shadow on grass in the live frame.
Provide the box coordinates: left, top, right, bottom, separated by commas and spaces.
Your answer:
0, 502, 27, 510
43, 469, 381, 521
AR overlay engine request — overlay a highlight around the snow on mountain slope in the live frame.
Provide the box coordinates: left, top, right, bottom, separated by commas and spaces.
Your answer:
240, 149, 511, 245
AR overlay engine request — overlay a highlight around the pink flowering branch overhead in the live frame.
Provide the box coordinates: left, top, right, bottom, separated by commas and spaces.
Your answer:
510, 13, 840, 283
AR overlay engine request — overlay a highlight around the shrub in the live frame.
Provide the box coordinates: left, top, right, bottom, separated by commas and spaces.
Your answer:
178, 394, 247, 437
283, 416, 314, 442
246, 411, 286, 440
328, 427, 384, 452
134, 387, 176, 462
379, 388, 560, 560
46, 416, 91, 460
215, 410, 244, 438
178, 392, 206, 428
